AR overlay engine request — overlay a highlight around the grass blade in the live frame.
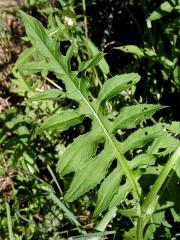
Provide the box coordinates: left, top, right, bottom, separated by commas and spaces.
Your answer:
6, 201, 14, 240
49, 192, 85, 233
47, 165, 63, 195
70, 231, 116, 240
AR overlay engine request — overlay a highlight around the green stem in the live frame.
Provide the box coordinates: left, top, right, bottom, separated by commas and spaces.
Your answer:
82, 0, 88, 40
47, 164, 63, 195
137, 146, 180, 239
95, 207, 117, 232
142, 146, 180, 213
82, 0, 101, 87
6, 201, 14, 240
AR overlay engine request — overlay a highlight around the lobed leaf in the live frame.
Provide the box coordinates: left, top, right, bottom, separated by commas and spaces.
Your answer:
71, 231, 116, 240
108, 182, 131, 209
65, 44, 77, 72
87, 39, 110, 75
37, 110, 84, 133
97, 73, 140, 105
19, 60, 50, 71
148, 135, 180, 156
119, 206, 140, 217
57, 132, 103, 177
14, 47, 35, 70
159, 121, 180, 134
144, 209, 172, 240
27, 89, 63, 101
97, 154, 155, 214
64, 146, 115, 202
114, 45, 144, 58
20, 11, 142, 202
20, 12, 178, 228
19, 10, 66, 75
122, 124, 166, 153
78, 52, 104, 72
113, 104, 164, 131
130, 154, 156, 169
94, 168, 121, 216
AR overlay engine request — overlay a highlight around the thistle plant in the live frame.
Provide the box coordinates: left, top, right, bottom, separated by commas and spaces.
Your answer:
17, 10, 180, 240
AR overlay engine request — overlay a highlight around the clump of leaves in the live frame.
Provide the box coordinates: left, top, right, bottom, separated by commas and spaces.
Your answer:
115, 0, 180, 103
17, 10, 180, 240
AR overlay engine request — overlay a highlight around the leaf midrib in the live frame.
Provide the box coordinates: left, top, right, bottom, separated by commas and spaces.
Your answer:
30, 20, 141, 200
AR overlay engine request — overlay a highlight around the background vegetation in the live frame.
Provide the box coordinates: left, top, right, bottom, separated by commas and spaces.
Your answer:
0, 0, 179, 239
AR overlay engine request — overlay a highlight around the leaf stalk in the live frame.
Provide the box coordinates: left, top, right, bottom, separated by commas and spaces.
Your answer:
137, 145, 180, 239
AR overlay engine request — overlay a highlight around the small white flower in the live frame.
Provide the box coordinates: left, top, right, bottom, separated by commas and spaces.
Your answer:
64, 16, 74, 26
146, 19, 152, 29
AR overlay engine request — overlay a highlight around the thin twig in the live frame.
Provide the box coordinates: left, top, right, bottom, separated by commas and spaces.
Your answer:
45, 77, 63, 90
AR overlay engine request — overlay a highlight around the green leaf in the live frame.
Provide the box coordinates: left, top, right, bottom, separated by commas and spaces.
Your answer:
148, 1, 175, 21
142, 165, 163, 178
171, 208, 180, 222
78, 52, 104, 72
130, 154, 156, 169
57, 132, 103, 177
19, 9, 180, 238
27, 89, 63, 101
95, 207, 117, 232
106, 154, 155, 211
122, 125, 165, 153
37, 110, 84, 133
19, 60, 50, 71
87, 39, 110, 75
113, 104, 163, 131
64, 147, 115, 202
10, 72, 34, 96
20, 11, 141, 202
119, 206, 140, 217
65, 43, 77, 72
148, 135, 180, 156
19, 10, 66, 75
97, 73, 140, 105
94, 168, 121, 216
137, 146, 180, 239
70, 231, 116, 240
175, 159, 180, 178
13, 47, 35, 70
160, 122, 180, 134
144, 209, 172, 240
123, 227, 136, 240
167, 172, 180, 216
109, 182, 131, 209
144, 47, 157, 57
114, 45, 144, 58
